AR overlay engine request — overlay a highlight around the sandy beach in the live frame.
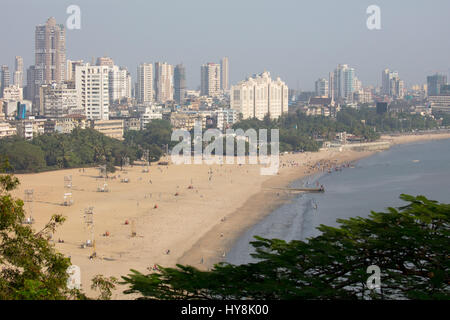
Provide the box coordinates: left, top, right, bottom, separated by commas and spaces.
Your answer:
10, 131, 450, 299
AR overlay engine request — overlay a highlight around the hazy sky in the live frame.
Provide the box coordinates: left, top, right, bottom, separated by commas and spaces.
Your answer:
1, 0, 449, 90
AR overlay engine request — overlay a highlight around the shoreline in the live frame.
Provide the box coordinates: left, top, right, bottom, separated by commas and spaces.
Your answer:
8, 131, 450, 299
177, 149, 374, 270
178, 132, 450, 271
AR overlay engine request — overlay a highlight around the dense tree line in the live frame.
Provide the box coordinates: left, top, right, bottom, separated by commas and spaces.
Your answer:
0, 120, 176, 174
123, 119, 173, 161
0, 128, 137, 173
230, 107, 440, 153
339, 107, 439, 133
0, 110, 441, 173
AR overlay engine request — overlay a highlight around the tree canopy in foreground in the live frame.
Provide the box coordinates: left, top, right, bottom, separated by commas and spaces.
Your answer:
0, 163, 116, 300
122, 194, 450, 300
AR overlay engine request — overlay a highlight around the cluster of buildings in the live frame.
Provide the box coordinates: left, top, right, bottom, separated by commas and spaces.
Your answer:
1, 17, 448, 141
0, 17, 290, 140
302, 65, 449, 118
0, 18, 277, 140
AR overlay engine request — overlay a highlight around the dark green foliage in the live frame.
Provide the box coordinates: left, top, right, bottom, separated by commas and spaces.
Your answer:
229, 107, 439, 153
124, 119, 172, 161
232, 114, 321, 153
0, 128, 138, 173
435, 112, 450, 127
0, 161, 81, 299
121, 195, 450, 300
338, 107, 438, 133
0, 138, 46, 172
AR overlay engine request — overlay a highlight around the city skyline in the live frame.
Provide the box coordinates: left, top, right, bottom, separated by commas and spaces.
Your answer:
0, 0, 449, 91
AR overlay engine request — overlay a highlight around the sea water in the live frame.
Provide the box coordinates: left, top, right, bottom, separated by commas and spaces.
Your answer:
226, 138, 450, 265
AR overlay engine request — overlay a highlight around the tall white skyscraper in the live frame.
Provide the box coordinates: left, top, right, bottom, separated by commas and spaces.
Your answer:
13, 56, 24, 88
0, 65, 10, 97
330, 64, 356, 101
220, 57, 229, 91
75, 64, 110, 120
381, 69, 391, 96
154, 62, 174, 103
230, 71, 288, 120
201, 63, 221, 97
136, 63, 153, 104
382, 68, 404, 98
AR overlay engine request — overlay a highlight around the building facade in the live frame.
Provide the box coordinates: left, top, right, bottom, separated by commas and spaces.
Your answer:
230, 71, 289, 120
201, 63, 221, 97
39, 83, 78, 117
0, 65, 10, 97
382, 69, 405, 99
330, 64, 356, 102
154, 62, 174, 103
75, 64, 110, 120
315, 78, 329, 97
136, 63, 154, 105
216, 108, 237, 131
90, 119, 124, 139
108, 65, 131, 104
13, 56, 24, 88
34, 17, 66, 110
220, 57, 229, 91
174, 64, 186, 105
427, 73, 448, 96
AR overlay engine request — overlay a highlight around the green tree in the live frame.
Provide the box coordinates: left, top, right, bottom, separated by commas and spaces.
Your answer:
121, 194, 450, 300
0, 160, 79, 299
0, 160, 118, 300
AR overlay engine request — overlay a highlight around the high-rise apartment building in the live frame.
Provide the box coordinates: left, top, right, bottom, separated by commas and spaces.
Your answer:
136, 63, 153, 104
39, 83, 79, 117
315, 78, 329, 97
328, 72, 335, 100
220, 57, 229, 91
427, 73, 448, 96
13, 56, 24, 88
330, 64, 356, 102
201, 63, 221, 97
174, 64, 186, 105
154, 62, 174, 103
0, 65, 10, 97
382, 69, 404, 98
230, 71, 288, 120
75, 64, 110, 120
381, 69, 391, 96
34, 17, 66, 111
25, 66, 36, 101
108, 65, 131, 103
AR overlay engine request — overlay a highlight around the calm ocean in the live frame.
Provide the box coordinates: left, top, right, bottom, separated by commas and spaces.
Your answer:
226, 138, 450, 265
